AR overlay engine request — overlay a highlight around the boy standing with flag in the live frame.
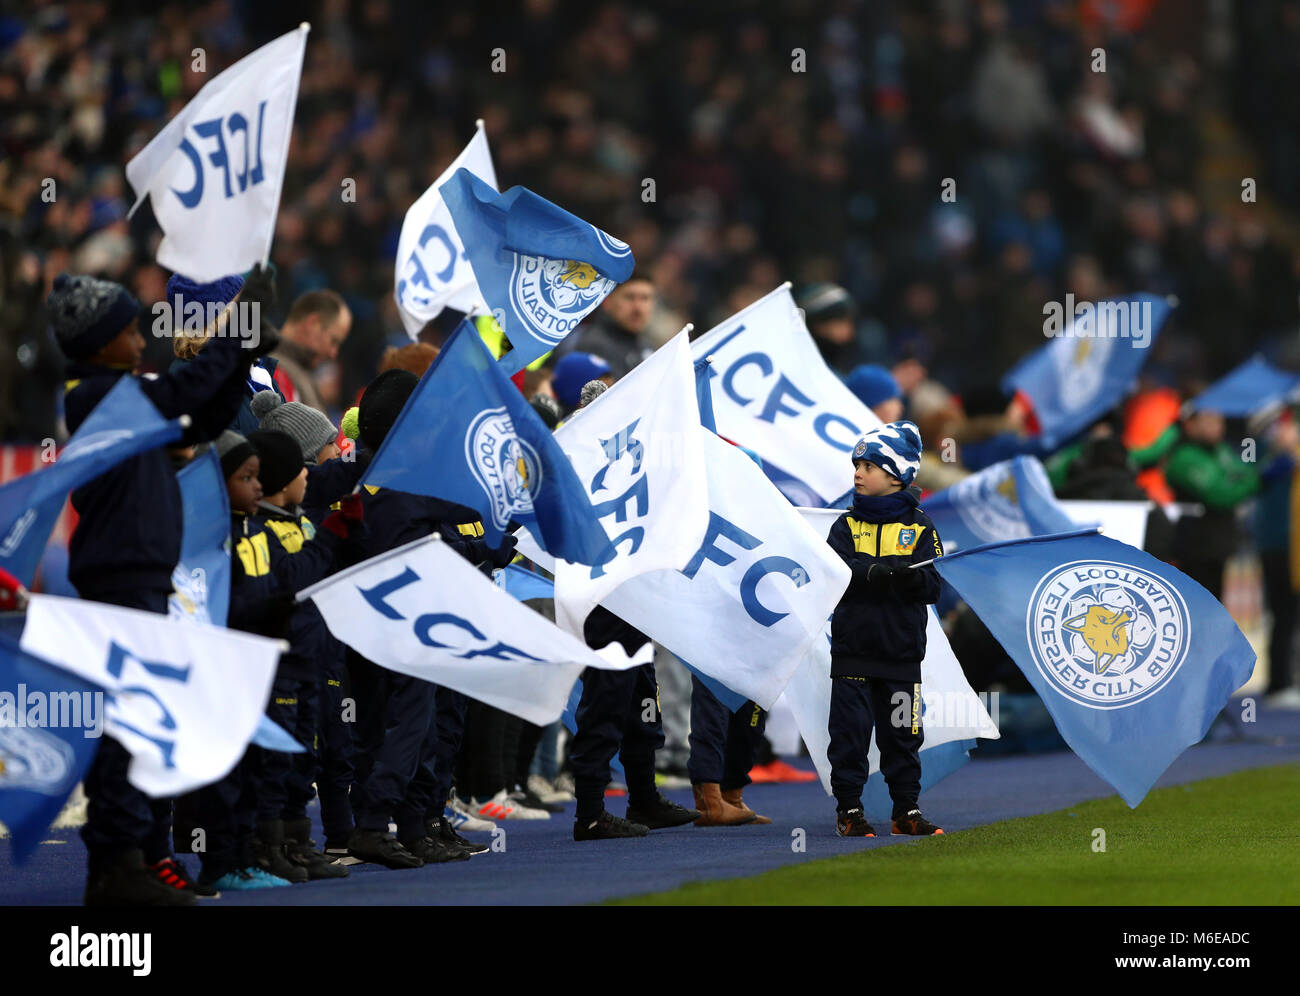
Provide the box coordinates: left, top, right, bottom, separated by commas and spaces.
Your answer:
826, 421, 946, 838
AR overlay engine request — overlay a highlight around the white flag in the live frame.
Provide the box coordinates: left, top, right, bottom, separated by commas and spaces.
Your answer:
299, 535, 632, 726
394, 121, 498, 336
518, 430, 850, 708
780, 508, 1000, 794
551, 329, 710, 635
692, 285, 883, 506
125, 25, 309, 282
19, 594, 284, 796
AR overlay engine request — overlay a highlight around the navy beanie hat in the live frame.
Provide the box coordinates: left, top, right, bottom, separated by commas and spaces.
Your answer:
247, 429, 304, 496
359, 369, 419, 451
552, 352, 611, 410
165, 272, 245, 331
851, 420, 923, 486
846, 364, 902, 409
46, 273, 141, 361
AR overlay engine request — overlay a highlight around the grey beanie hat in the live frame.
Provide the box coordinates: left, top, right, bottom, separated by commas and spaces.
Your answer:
250, 390, 338, 463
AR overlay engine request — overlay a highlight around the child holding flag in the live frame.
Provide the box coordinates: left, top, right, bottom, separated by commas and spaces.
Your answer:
825, 421, 946, 838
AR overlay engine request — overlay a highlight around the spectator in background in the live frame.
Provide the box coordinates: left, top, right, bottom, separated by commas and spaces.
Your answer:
797, 283, 859, 374
562, 273, 655, 379
846, 364, 904, 424
271, 290, 352, 414
1164, 407, 1261, 600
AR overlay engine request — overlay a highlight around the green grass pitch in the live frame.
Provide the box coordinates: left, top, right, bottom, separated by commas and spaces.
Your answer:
612, 764, 1300, 905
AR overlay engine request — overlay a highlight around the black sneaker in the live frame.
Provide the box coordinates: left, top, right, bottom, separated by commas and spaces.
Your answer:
150, 855, 219, 897
85, 849, 197, 907
573, 810, 649, 841
625, 792, 701, 830
431, 817, 488, 855
346, 829, 424, 869
509, 787, 564, 814
284, 819, 349, 879
891, 809, 944, 836
399, 835, 471, 863
835, 807, 876, 838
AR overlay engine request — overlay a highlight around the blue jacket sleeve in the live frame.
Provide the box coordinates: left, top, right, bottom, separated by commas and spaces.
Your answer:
890, 521, 943, 604
139, 337, 248, 421
305, 456, 369, 509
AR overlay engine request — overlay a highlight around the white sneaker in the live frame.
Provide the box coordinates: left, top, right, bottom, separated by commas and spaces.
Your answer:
1264, 687, 1300, 710
528, 773, 574, 803
468, 790, 515, 822
553, 771, 575, 796
447, 791, 497, 833
501, 789, 550, 820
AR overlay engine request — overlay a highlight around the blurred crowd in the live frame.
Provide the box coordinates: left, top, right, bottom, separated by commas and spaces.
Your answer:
6, 0, 1300, 443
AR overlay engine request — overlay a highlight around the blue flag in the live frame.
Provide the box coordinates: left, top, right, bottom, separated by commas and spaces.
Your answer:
363, 320, 611, 565
169, 448, 231, 625
1003, 294, 1171, 449
0, 377, 184, 587
924, 456, 1075, 553
1191, 354, 1300, 417
440, 168, 635, 375
694, 356, 718, 434
0, 633, 104, 862
933, 529, 1255, 807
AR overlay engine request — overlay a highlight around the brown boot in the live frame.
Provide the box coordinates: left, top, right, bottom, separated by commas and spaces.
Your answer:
721, 787, 772, 825
692, 782, 757, 827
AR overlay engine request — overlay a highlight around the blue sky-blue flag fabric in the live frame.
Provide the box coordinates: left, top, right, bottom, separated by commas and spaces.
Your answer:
0, 377, 183, 587
171, 448, 231, 625
0, 632, 104, 862
1190, 355, 1300, 417
933, 530, 1255, 807
440, 168, 635, 375
694, 356, 718, 434
1002, 294, 1171, 449
924, 456, 1075, 553
363, 320, 610, 565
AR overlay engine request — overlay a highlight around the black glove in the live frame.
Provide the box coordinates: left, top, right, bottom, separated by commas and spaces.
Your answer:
488, 533, 518, 569
238, 263, 282, 357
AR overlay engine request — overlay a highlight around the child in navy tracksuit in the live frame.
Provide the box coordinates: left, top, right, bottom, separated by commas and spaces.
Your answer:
342, 370, 512, 869
194, 430, 364, 892
826, 421, 945, 838
48, 269, 274, 906
251, 390, 366, 864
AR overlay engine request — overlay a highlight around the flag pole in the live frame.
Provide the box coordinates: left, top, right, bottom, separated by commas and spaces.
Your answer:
261, 22, 311, 268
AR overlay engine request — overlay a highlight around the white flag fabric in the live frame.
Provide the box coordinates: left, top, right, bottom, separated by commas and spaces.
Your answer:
780, 508, 999, 794
125, 26, 308, 282
394, 122, 498, 336
691, 285, 883, 506
518, 430, 850, 708
19, 594, 283, 797
551, 329, 710, 635
299, 535, 633, 726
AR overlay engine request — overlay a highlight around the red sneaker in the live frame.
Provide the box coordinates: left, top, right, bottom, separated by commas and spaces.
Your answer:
749, 760, 818, 783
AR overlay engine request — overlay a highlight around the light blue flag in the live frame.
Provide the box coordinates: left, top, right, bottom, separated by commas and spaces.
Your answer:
694, 356, 718, 434
250, 715, 306, 753
0, 632, 104, 862
1002, 293, 1171, 449
363, 320, 611, 564
439, 168, 635, 375
1190, 354, 1300, 417
169, 448, 231, 625
0, 377, 184, 587
924, 456, 1075, 553
932, 528, 1255, 807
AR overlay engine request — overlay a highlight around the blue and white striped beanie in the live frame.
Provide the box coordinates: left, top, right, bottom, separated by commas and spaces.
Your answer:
850, 420, 922, 486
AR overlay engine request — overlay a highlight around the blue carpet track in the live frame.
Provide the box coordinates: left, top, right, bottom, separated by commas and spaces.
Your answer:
4, 701, 1298, 905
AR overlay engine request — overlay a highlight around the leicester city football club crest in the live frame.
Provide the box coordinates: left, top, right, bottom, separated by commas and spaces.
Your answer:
1054, 326, 1114, 413
0, 725, 75, 796
1025, 560, 1190, 709
509, 254, 616, 344
466, 408, 542, 530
